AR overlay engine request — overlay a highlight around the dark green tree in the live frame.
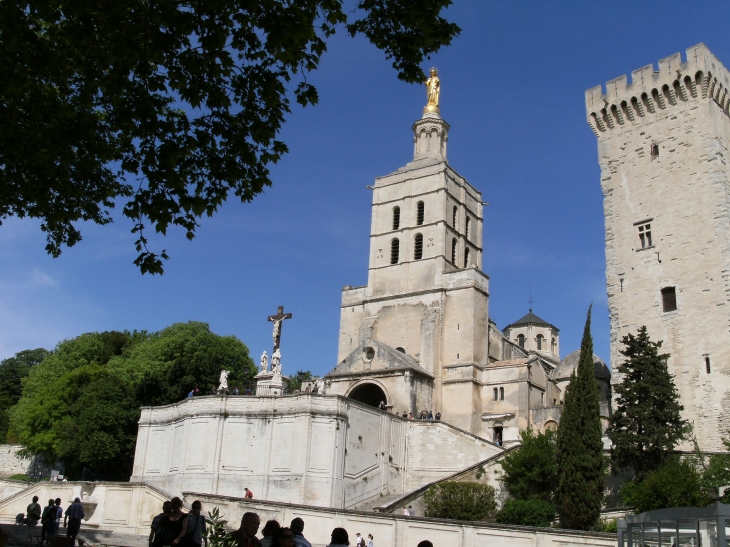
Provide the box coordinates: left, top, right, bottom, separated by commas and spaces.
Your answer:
500, 429, 558, 503
555, 305, 606, 530
0, 348, 50, 441
0, 0, 460, 274
496, 498, 555, 528
608, 326, 688, 478
424, 482, 497, 521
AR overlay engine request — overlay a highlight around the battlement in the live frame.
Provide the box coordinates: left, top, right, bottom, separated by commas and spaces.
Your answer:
585, 43, 730, 136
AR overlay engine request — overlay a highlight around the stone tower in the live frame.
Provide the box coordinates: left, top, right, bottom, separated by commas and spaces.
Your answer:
326, 104, 491, 434
585, 43, 730, 451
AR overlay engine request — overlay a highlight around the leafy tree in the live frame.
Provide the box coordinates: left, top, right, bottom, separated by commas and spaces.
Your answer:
555, 306, 606, 530
500, 429, 558, 503
621, 458, 713, 513
495, 498, 555, 527
287, 370, 313, 392
0, 0, 460, 274
424, 482, 497, 521
0, 348, 50, 440
608, 326, 688, 478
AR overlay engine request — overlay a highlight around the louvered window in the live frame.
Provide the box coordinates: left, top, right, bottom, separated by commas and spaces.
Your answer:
390, 239, 400, 264
451, 238, 457, 264
414, 234, 423, 260
416, 201, 424, 225
465, 217, 470, 240
453, 206, 458, 228
463, 248, 469, 268
661, 286, 677, 312
392, 206, 400, 230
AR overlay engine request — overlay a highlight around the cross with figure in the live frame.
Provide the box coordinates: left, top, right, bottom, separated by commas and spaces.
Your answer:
268, 306, 293, 353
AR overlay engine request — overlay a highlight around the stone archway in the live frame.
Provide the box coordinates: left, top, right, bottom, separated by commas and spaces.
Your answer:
347, 382, 387, 408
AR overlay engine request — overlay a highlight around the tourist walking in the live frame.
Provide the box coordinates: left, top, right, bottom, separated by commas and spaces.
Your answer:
354, 532, 365, 546
26, 496, 41, 539
435, 412, 441, 421
326, 528, 349, 547
289, 518, 310, 547
366, 534, 374, 547
176, 500, 206, 547
149, 501, 172, 547
271, 527, 295, 547
41, 498, 55, 544
230, 512, 261, 547
260, 520, 280, 547
64, 497, 86, 546
47, 499, 62, 539
155, 497, 185, 547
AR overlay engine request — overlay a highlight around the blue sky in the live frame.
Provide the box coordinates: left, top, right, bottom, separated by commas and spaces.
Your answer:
3, 1, 729, 376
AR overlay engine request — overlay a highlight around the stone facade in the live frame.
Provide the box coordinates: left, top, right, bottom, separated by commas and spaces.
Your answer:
586, 43, 730, 451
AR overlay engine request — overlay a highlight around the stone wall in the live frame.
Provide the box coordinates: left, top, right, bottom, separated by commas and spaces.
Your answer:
0, 445, 30, 478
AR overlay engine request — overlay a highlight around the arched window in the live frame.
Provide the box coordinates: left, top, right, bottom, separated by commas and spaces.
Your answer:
499, 387, 504, 400
416, 201, 424, 225
390, 239, 399, 264
414, 234, 423, 260
493, 387, 498, 401
451, 238, 457, 264
517, 334, 525, 348
465, 217, 470, 240
392, 206, 400, 230
452, 206, 458, 229
463, 248, 470, 268
536, 334, 544, 351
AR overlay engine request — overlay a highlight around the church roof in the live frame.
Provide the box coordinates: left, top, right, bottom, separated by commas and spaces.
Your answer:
503, 311, 559, 332
325, 338, 434, 380
552, 350, 611, 381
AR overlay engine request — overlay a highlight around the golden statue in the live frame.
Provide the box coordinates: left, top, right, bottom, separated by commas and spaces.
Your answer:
424, 67, 440, 114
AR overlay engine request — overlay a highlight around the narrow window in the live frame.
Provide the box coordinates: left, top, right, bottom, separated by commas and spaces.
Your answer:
494, 426, 503, 446
414, 234, 423, 260
390, 239, 400, 264
451, 238, 457, 264
661, 286, 677, 312
705, 355, 711, 374
416, 201, 424, 226
499, 387, 504, 401
517, 334, 525, 348
392, 206, 400, 230
452, 206, 458, 229
463, 248, 470, 268
465, 217, 470, 240
551, 337, 556, 353
651, 141, 659, 158
638, 223, 652, 248
493, 388, 498, 401
536, 334, 543, 351
541, 393, 544, 404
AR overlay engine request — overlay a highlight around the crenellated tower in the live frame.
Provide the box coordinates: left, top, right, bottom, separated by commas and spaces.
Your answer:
586, 43, 730, 451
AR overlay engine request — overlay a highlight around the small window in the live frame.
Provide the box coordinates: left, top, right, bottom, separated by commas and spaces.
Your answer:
395, 347, 406, 354
390, 239, 400, 264
493, 387, 498, 401
638, 223, 652, 248
392, 206, 400, 230
463, 248, 470, 268
494, 426, 503, 446
416, 201, 424, 226
651, 141, 659, 158
661, 286, 677, 312
499, 387, 504, 401
541, 393, 544, 404
517, 334, 525, 348
414, 234, 423, 260
705, 355, 711, 374
551, 337, 556, 353
452, 206, 458, 229
465, 217, 470, 240
451, 238, 457, 264
536, 334, 544, 351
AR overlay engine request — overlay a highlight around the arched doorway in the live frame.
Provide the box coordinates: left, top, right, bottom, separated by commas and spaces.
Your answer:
348, 383, 387, 408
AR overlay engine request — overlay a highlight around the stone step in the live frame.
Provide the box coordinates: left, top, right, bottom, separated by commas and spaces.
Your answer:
353, 493, 404, 512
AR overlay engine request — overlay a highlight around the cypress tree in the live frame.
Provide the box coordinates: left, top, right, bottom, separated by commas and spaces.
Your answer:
608, 326, 688, 478
556, 305, 606, 529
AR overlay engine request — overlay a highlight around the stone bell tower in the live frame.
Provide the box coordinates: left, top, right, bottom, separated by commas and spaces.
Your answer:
326, 71, 493, 435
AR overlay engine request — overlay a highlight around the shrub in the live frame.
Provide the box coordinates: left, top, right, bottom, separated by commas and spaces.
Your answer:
424, 482, 497, 521
495, 497, 555, 527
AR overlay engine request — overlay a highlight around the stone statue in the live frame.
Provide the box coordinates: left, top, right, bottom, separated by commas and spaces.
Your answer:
272, 318, 283, 348
424, 68, 440, 113
218, 370, 230, 392
260, 350, 269, 372
271, 348, 282, 375
403, 370, 412, 383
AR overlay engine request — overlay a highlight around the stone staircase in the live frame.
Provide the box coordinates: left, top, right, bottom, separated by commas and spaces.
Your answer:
352, 493, 404, 513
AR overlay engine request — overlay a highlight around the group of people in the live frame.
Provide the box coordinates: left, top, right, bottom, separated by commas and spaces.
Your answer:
377, 402, 441, 421
23, 495, 86, 546
149, 498, 208, 547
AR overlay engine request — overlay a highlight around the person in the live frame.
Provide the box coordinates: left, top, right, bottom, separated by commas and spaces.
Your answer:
427, 410, 433, 419
402, 506, 409, 516
64, 497, 86, 546
47, 499, 62, 539
290, 518, 311, 547
408, 412, 414, 420
187, 390, 194, 399
419, 411, 427, 420
194, 388, 200, 396
271, 527, 295, 547
416, 542, 433, 547
354, 533, 365, 547
149, 501, 172, 547
326, 528, 349, 547
155, 497, 185, 547
26, 495, 41, 538
244, 488, 253, 499
41, 498, 55, 544
378, 401, 386, 411
175, 500, 207, 547
366, 534, 374, 547
260, 520, 280, 547
209, 387, 217, 395
435, 412, 441, 421
233, 387, 240, 395
230, 512, 261, 547
407, 506, 414, 516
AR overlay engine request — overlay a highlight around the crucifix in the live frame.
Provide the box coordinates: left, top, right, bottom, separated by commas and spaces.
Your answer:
267, 305, 293, 353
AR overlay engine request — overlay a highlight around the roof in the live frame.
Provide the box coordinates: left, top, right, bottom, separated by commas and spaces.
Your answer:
552, 350, 611, 381
503, 311, 559, 332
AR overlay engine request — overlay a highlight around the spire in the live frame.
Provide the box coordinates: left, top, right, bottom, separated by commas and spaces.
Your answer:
412, 67, 449, 161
